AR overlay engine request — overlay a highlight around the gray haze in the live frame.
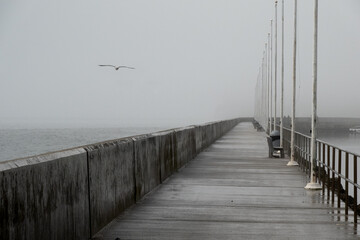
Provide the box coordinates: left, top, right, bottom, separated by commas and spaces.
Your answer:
1, 0, 359, 129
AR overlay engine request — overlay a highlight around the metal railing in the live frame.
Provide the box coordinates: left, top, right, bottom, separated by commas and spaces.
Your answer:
282, 126, 360, 223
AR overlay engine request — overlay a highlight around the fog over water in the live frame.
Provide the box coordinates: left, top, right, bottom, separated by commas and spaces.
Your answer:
1, 0, 359, 129
0, 127, 164, 162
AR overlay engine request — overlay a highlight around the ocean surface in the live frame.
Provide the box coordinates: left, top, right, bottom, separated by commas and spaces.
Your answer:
319, 132, 360, 156
0, 127, 166, 162
0, 127, 359, 163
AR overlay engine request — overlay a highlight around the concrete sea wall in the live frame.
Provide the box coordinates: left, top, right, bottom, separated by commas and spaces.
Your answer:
0, 118, 247, 240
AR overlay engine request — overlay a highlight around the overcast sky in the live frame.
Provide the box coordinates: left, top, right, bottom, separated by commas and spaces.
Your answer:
0, 0, 359, 128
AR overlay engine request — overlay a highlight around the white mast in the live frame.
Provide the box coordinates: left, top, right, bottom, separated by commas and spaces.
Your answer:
280, 0, 284, 150
305, 0, 321, 190
288, 0, 299, 166
274, 1, 278, 130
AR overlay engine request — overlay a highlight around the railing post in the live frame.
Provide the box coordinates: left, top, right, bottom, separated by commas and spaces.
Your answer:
354, 155, 358, 224
322, 143, 325, 193
332, 147, 335, 205
303, 136, 306, 170
308, 138, 311, 176
302, 136, 306, 171
303, 137, 308, 174
299, 136, 303, 170
345, 152, 349, 219
315, 142, 321, 184
306, 138, 309, 174
327, 145, 330, 199
304, 136, 307, 170
338, 150, 342, 209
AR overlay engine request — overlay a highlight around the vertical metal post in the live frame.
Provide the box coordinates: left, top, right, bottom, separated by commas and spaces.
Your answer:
265, 44, 268, 133
304, 137, 307, 172
299, 135, 307, 169
354, 155, 358, 223
305, 0, 321, 190
322, 143, 326, 193
288, 0, 299, 166
332, 147, 335, 204
302, 136, 305, 169
274, 1, 278, 130
308, 138, 311, 175
299, 136, 303, 170
298, 135, 302, 168
306, 138, 308, 170
310, 139, 312, 175
318, 142, 321, 187
345, 152, 349, 218
262, 53, 265, 128
299, 135, 307, 168
270, 20, 273, 133
303, 136, 306, 169
338, 150, 342, 209
280, 0, 284, 150
327, 145, 330, 198
302, 136, 305, 170
268, 33, 271, 133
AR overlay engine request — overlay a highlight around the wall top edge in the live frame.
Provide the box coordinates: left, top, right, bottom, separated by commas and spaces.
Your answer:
0, 147, 87, 171
1, 117, 248, 169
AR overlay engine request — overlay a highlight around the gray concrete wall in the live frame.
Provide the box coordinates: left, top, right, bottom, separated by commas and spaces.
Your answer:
153, 130, 175, 183
174, 126, 197, 169
133, 134, 160, 201
0, 118, 245, 240
85, 138, 135, 236
0, 149, 90, 240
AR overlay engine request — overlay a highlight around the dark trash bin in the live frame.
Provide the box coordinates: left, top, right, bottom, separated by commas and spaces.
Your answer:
267, 130, 284, 158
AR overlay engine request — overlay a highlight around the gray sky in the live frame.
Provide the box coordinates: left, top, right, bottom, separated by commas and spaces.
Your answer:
1, 0, 359, 128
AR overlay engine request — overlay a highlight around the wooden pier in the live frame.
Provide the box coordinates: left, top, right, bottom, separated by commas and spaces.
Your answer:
96, 122, 359, 239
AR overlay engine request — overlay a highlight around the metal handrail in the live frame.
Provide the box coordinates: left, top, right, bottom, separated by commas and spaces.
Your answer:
318, 160, 360, 189
282, 126, 360, 158
280, 124, 359, 224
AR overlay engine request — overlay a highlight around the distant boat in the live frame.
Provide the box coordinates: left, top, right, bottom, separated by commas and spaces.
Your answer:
349, 126, 360, 133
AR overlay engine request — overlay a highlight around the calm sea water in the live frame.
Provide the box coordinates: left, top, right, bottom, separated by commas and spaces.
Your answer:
0, 127, 164, 162
1, 127, 359, 163
319, 132, 360, 156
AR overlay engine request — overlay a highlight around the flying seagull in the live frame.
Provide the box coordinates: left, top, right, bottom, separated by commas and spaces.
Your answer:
98, 65, 135, 70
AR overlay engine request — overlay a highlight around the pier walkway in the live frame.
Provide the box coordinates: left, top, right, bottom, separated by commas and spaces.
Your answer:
96, 122, 358, 239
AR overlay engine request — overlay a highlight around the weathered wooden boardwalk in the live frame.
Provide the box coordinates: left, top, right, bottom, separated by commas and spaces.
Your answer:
96, 122, 359, 239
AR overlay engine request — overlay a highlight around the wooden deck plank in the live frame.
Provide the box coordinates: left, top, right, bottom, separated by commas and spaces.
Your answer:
96, 122, 359, 239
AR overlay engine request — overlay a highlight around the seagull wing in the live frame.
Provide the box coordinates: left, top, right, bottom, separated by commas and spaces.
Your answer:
99, 65, 116, 68
118, 66, 135, 69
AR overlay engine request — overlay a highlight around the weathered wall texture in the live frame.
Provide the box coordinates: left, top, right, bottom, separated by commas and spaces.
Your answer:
0, 118, 245, 240
133, 134, 160, 201
0, 149, 89, 240
154, 130, 175, 183
174, 127, 197, 169
85, 138, 135, 236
